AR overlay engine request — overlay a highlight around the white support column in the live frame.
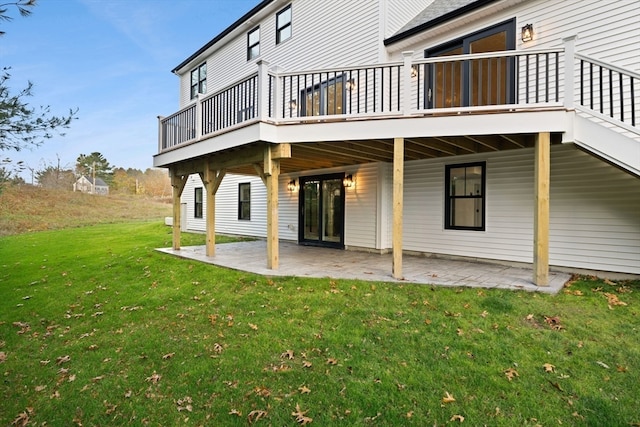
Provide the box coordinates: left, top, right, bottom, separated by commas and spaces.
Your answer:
402, 51, 414, 116
392, 137, 404, 279
533, 132, 551, 287
257, 60, 271, 121
563, 35, 577, 109
157, 115, 165, 153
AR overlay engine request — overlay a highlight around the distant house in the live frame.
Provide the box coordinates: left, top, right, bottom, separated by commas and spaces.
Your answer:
155, 0, 640, 285
73, 176, 109, 195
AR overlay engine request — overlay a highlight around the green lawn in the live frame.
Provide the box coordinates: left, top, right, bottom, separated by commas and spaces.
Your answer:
1, 222, 638, 426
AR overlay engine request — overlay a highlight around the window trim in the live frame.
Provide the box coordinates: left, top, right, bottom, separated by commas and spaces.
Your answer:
194, 187, 203, 219
238, 182, 251, 220
276, 4, 292, 44
247, 26, 260, 61
190, 63, 207, 100
444, 161, 486, 231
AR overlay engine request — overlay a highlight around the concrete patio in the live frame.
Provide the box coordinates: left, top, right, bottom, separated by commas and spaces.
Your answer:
158, 240, 571, 294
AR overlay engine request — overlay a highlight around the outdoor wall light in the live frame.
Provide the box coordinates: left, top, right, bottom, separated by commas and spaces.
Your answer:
345, 78, 357, 92
410, 65, 418, 78
521, 24, 534, 42
289, 99, 298, 111
343, 174, 354, 188
287, 179, 298, 192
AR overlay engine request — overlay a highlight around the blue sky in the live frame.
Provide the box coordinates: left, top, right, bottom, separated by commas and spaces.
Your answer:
1, 0, 259, 182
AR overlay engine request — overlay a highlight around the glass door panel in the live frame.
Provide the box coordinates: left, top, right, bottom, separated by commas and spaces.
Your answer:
468, 31, 508, 106
432, 46, 464, 108
303, 180, 319, 240
299, 174, 345, 248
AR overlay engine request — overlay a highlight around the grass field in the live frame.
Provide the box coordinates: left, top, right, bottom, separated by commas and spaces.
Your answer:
0, 185, 639, 425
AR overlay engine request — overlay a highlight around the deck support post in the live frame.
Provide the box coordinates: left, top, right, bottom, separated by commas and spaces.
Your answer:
392, 137, 404, 279
533, 132, 551, 286
265, 152, 280, 270
263, 143, 290, 270
201, 162, 226, 257
169, 168, 188, 251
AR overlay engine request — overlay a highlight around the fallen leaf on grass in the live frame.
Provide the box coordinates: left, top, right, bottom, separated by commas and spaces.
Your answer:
292, 404, 313, 424
12, 408, 31, 427
92, 375, 105, 383
0, 351, 6, 363
442, 391, 456, 404
146, 371, 162, 384
617, 365, 628, 373
176, 396, 193, 412
162, 352, 175, 360
56, 355, 71, 365
248, 410, 268, 424
543, 363, 555, 373
504, 368, 519, 381
544, 316, 564, 331
299, 385, 311, 394
229, 409, 242, 417
302, 361, 313, 368
450, 414, 465, 422
596, 361, 610, 369
281, 350, 294, 360
604, 292, 627, 307
327, 358, 338, 365
248, 323, 259, 331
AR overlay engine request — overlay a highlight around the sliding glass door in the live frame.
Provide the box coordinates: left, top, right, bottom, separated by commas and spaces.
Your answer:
299, 174, 345, 248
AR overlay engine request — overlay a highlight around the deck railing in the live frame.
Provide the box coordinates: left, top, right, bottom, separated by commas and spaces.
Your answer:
158, 38, 637, 152
578, 54, 638, 127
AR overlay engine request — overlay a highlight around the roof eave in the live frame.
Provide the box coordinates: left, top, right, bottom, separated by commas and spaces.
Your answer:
383, 0, 499, 46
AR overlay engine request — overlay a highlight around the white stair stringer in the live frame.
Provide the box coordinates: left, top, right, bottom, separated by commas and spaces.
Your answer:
571, 112, 640, 178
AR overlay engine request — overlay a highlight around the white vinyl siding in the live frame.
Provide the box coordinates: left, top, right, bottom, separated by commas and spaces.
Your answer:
177, 0, 381, 109
344, 163, 379, 249
399, 145, 640, 274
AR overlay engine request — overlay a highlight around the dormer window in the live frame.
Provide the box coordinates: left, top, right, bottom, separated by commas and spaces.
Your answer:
190, 63, 207, 100
247, 26, 260, 60
276, 4, 292, 44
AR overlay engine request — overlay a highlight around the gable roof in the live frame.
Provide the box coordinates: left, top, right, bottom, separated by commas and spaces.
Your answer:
172, 0, 274, 74
79, 176, 108, 187
384, 0, 499, 46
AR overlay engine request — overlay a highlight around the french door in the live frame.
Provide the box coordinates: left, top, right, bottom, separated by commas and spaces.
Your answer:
426, 19, 516, 108
299, 173, 345, 248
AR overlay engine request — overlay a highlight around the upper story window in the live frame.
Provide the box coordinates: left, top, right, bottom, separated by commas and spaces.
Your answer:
190, 63, 207, 100
194, 187, 203, 218
238, 183, 251, 220
247, 26, 260, 60
276, 5, 292, 44
444, 162, 486, 231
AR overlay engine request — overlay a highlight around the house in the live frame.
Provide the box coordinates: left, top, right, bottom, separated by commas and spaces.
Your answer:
73, 175, 109, 195
154, 0, 640, 285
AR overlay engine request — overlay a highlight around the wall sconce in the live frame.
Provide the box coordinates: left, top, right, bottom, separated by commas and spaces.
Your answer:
289, 99, 297, 111
287, 179, 298, 192
343, 174, 354, 188
345, 78, 357, 92
410, 65, 418, 78
521, 24, 534, 42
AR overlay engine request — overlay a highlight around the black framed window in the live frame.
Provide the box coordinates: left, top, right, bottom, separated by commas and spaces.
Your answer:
238, 183, 251, 220
190, 63, 207, 100
247, 26, 260, 60
276, 4, 292, 44
444, 162, 486, 230
194, 187, 203, 218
